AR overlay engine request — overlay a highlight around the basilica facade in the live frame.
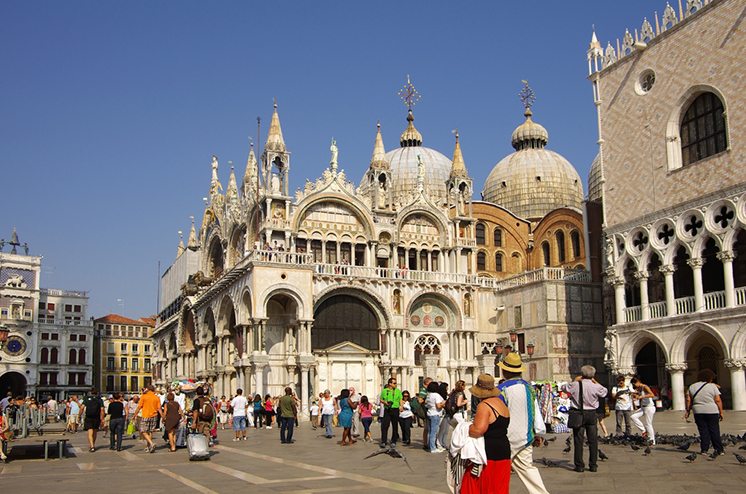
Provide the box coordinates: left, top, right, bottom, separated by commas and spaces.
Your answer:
152, 84, 602, 416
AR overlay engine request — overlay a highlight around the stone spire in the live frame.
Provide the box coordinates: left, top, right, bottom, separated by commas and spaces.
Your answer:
264, 100, 286, 153
209, 155, 223, 197
370, 122, 389, 169
243, 142, 258, 197
226, 163, 239, 203
177, 231, 185, 257
187, 216, 199, 251
450, 131, 468, 178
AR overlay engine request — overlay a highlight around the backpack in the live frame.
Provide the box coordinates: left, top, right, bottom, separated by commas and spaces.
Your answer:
198, 397, 214, 422
444, 391, 459, 417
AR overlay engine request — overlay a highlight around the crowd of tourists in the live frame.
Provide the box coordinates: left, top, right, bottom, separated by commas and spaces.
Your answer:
0, 355, 729, 493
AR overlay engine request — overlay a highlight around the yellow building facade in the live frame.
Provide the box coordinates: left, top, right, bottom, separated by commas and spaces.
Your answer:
94, 314, 155, 395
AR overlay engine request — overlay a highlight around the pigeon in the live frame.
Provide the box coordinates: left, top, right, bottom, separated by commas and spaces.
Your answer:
546, 436, 556, 443
599, 450, 608, 461
677, 441, 692, 451
538, 457, 559, 467
734, 453, 746, 464
685, 453, 697, 462
739, 445, 746, 450
631, 444, 640, 451
643, 446, 651, 456
709, 451, 720, 460
363, 445, 414, 472
562, 446, 571, 453
565, 437, 572, 446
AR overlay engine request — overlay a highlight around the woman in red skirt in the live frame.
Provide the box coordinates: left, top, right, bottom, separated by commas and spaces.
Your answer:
462, 374, 512, 494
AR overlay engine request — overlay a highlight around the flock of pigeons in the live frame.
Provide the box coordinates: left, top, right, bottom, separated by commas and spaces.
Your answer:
538, 432, 746, 467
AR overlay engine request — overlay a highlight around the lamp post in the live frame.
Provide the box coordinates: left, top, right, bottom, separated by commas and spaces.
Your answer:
526, 342, 535, 360
0, 323, 9, 350
509, 330, 517, 344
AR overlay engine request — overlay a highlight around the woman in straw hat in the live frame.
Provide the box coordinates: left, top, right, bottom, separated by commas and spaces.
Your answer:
461, 374, 511, 494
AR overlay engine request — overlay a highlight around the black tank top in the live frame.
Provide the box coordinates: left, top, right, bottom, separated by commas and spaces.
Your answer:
483, 402, 511, 461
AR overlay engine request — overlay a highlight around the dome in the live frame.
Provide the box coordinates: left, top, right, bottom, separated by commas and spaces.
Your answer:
385, 146, 452, 206
587, 153, 602, 202
482, 109, 584, 220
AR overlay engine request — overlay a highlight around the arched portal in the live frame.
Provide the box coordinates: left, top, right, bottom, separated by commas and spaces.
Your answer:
312, 295, 380, 351
634, 340, 667, 391
684, 330, 731, 407
265, 294, 299, 355
0, 371, 27, 397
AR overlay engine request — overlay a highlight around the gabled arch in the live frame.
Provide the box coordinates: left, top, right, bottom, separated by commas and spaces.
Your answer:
257, 284, 308, 320
396, 206, 450, 245
692, 233, 722, 257
292, 194, 375, 238
670, 322, 730, 363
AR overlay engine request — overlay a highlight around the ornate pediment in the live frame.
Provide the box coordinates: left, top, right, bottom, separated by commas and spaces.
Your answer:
322, 341, 371, 354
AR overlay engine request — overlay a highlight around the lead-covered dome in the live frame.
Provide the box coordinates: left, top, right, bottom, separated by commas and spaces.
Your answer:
482, 108, 583, 220
587, 153, 602, 202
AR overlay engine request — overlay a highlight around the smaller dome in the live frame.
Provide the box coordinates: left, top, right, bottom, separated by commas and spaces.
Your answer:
511, 108, 548, 150
587, 153, 603, 202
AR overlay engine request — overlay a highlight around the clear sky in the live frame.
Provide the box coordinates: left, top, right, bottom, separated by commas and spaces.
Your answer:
1, 0, 658, 318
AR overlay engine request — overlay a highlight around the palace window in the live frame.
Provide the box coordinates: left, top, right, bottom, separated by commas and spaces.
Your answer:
541, 241, 551, 266
477, 252, 486, 271
493, 228, 503, 247
120, 357, 127, 370
556, 231, 566, 263
41, 348, 49, 364
495, 252, 504, 272
107, 357, 115, 371
120, 376, 127, 391
681, 92, 727, 166
68, 348, 77, 365
78, 349, 86, 365
476, 224, 486, 245
571, 230, 581, 258
106, 376, 114, 392
51, 348, 58, 364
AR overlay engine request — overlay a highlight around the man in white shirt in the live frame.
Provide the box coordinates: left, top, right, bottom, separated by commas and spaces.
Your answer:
230, 388, 249, 441
611, 375, 633, 436
173, 388, 186, 411
46, 397, 58, 422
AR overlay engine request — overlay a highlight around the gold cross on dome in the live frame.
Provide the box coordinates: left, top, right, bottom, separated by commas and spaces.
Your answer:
519, 80, 536, 110
398, 75, 421, 109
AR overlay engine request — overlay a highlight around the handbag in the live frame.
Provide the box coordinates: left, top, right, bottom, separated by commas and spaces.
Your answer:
567, 380, 584, 429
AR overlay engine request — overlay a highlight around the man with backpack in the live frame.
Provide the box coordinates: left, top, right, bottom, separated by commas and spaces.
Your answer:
191, 386, 214, 443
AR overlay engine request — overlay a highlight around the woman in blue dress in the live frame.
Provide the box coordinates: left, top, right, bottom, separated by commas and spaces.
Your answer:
337, 389, 357, 446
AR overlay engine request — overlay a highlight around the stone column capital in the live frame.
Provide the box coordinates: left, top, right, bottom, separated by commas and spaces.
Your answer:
659, 264, 676, 275
611, 276, 626, 287
717, 251, 736, 263
687, 258, 704, 269
612, 366, 636, 377
724, 359, 746, 370
634, 271, 650, 281
665, 362, 688, 372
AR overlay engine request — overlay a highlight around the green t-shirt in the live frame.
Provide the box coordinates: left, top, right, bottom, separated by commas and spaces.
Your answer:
279, 395, 296, 418
380, 387, 403, 409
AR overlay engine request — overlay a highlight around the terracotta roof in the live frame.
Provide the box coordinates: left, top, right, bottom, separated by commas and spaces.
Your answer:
94, 313, 155, 327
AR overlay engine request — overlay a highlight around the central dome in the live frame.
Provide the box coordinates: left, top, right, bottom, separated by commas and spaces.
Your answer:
386, 146, 452, 206
482, 108, 583, 220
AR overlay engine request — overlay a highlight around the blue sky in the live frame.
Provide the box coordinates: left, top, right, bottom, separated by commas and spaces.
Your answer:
1, 0, 658, 317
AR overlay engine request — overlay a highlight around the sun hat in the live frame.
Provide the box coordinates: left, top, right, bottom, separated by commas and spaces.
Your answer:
469, 374, 500, 398
497, 352, 526, 373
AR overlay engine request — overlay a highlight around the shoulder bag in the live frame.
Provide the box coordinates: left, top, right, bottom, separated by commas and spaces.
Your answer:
567, 380, 584, 429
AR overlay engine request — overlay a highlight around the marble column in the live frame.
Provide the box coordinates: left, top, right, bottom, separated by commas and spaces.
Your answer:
636, 271, 650, 321
300, 365, 310, 417
665, 362, 687, 411
718, 251, 736, 308
689, 258, 705, 312
613, 277, 626, 325
660, 265, 676, 317
725, 359, 746, 411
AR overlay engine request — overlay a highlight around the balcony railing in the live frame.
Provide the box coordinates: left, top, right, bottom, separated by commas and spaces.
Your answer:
622, 286, 746, 324
247, 249, 314, 265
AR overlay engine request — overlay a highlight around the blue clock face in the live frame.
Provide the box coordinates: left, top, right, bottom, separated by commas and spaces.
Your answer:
5, 336, 26, 356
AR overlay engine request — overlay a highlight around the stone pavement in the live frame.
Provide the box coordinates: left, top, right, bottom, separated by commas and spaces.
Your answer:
1, 411, 745, 493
